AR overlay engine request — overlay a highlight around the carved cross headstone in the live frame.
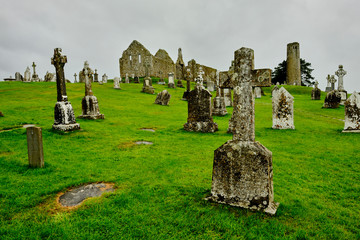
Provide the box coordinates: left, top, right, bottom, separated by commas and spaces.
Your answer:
32, 62, 37, 75
335, 65, 346, 91
51, 49, 68, 102
329, 75, 337, 91
74, 73, 77, 83
208, 47, 279, 215
312, 80, 321, 100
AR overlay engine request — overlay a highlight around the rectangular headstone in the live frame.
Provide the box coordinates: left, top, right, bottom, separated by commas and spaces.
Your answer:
26, 127, 44, 168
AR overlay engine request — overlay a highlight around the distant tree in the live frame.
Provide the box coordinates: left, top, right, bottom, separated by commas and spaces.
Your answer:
271, 59, 315, 86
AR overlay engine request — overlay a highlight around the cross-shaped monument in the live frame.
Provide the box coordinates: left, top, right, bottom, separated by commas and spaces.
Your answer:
335, 65, 346, 91
51, 48, 80, 131
74, 73, 77, 83
207, 47, 279, 215
32, 62, 37, 75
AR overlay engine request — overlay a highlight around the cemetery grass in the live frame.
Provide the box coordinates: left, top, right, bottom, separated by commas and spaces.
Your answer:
0, 81, 359, 239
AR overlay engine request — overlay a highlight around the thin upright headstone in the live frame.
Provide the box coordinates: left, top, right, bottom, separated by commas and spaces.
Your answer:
168, 72, 175, 88
325, 74, 332, 92
181, 68, 191, 100
212, 71, 227, 116
142, 60, 155, 94
335, 65, 347, 105
254, 87, 262, 98
51, 48, 80, 131
272, 87, 295, 129
343, 92, 360, 132
125, 73, 129, 83
207, 47, 279, 215
114, 77, 121, 89
74, 73, 77, 83
102, 74, 108, 83
27, 126, 44, 168
94, 69, 99, 82
78, 66, 104, 119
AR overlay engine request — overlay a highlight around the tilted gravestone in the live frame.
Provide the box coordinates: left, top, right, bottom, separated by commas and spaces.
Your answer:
323, 90, 341, 108
343, 92, 360, 132
311, 80, 321, 100
154, 90, 171, 105
272, 87, 295, 129
78, 66, 104, 120
184, 72, 218, 133
207, 47, 279, 215
27, 126, 44, 168
51, 48, 80, 131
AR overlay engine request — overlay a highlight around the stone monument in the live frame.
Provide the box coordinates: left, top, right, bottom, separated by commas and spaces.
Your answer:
177, 79, 184, 88
272, 82, 280, 97
181, 69, 192, 100
154, 90, 171, 105
323, 90, 341, 108
343, 92, 360, 132
79, 61, 93, 83
272, 87, 295, 129
74, 73, 77, 83
286, 42, 301, 85
114, 77, 121, 89
335, 65, 347, 105
311, 80, 321, 100
94, 69, 99, 82
254, 87, 262, 99
78, 67, 104, 120
125, 73, 129, 83
27, 126, 44, 168
15, 72, 22, 81
329, 75, 337, 91
158, 71, 166, 85
51, 48, 80, 131
24, 67, 31, 82
31, 62, 40, 82
325, 74, 332, 92
44, 71, 56, 82
212, 85, 227, 116
102, 74, 108, 83
168, 72, 175, 88
207, 79, 215, 92
141, 60, 155, 94
207, 47, 279, 215
184, 71, 218, 133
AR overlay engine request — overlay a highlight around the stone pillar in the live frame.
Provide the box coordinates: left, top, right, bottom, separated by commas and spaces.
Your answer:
286, 42, 301, 85
74, 73, 77, 83
207, 47, 279, 215
26, 126, 44, 168
94, 69, 98, 82
51, 48, 80, 131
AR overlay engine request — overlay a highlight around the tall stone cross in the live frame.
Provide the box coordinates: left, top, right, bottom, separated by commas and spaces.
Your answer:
197, 67, 205, 87
335, 65, 346, 91
74, 73, 77, 82
228, 48, 271, 136
329, 75, 337, 91
32, 62, 37, 75
51, 48, 68, 102
145, 58, 151, 77
84, 68, 93, 96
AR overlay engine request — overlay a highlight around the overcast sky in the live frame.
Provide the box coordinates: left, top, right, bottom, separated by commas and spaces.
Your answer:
1, 0, 359, 91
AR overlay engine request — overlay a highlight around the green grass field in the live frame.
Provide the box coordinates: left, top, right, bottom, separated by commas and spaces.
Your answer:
0, 81, 359, 239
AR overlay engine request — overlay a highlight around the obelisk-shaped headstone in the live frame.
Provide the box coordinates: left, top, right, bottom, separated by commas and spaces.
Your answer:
207, 47, 279, 215
51, 48, 80, 131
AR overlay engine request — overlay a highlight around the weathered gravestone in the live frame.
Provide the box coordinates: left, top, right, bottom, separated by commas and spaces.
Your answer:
329, 75, 337, 91
272, 83, 280, 96
223, 88, 233, 107
207, 47, 279, 215
207, 80, 215, 92
31, 62, 40, 82
44, 71, 56, 82
323, 90, 341, 108
125, 73, 129, 83
212, 72, 227, 116
78, 67, 104, 120
181, 69, 192, 100
254, 86, 262, 99
272, 87, 295, 129
335, 65, 347, 105
15, 72, 23, 81
325, 74, 332, 92
154, 90, 171, 106
113, 77, 121, 89
102, 73, 108, 83
94, 69, 98, 82
141, 60, 155, 94
26, 126, 44, 168
79, 61, 93, 83
168, 72, 175, 88
51, 48, 80, 131
23, 66, 31, 82
343, 92, 360, 132
184, 71, 218, 133
311, 80, 321, 100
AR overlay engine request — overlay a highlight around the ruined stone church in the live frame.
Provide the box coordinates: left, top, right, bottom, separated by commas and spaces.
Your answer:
119, 40, 217, 82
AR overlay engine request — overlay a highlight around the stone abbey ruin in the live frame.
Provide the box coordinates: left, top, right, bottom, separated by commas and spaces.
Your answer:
119, 40, 218, 83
